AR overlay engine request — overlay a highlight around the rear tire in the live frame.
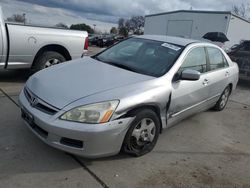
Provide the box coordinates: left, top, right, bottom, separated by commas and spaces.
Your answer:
122, 109, 160, 157
32, 51, 66, 72
213, 85, 231, 111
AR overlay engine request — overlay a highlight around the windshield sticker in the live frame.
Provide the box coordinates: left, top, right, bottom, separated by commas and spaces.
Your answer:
161, 43, 181, 51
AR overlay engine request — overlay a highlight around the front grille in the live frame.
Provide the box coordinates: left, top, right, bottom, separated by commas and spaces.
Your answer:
35, 103, 58, 115
24, 87, 59, 115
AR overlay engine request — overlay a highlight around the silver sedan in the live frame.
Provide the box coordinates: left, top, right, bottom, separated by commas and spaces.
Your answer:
19, 35, 239, 158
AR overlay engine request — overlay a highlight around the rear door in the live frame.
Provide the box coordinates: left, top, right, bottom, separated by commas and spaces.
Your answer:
204, 47, 231, 104
169, 47, 210, 120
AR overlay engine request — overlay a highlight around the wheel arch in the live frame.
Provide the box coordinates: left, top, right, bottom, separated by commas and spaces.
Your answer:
32, 44, 71, 68
120, 104, 163, 133
228, 83, 233, 94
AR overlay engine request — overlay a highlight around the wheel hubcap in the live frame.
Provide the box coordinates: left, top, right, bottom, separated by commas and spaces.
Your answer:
45, 58, 61, 68
220, 88, 230, 108
131, 118, 156, 146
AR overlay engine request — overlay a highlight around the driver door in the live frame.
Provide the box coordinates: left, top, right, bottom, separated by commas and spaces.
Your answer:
168, 47, 210, 125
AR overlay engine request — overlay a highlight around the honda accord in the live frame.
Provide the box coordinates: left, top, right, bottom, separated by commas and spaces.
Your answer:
19, 35, 239, 158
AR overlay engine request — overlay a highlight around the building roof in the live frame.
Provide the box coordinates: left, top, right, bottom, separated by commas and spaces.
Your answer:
145, 10, 250, 24
135, 35, 201, 46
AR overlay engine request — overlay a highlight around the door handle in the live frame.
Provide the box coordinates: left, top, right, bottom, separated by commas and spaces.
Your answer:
203, 79, 209, 86
225, 71, 230, 77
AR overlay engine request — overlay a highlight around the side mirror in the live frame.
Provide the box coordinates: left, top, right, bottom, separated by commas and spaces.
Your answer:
180, 69, 201, 81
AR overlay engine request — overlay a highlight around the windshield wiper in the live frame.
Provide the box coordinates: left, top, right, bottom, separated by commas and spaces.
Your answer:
93, 57, 139, 74
105, 61, 139, 73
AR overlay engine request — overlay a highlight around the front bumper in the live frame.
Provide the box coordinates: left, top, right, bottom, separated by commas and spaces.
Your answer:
19, 89, 133, 158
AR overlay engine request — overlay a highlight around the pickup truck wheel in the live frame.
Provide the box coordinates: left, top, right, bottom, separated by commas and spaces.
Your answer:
122, 109, 160, 157
33, 51, 66, 72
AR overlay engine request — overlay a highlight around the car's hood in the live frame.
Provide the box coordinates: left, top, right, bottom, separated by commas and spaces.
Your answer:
26, 57, 154, 109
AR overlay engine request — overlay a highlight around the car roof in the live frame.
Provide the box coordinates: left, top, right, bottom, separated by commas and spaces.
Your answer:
135, 35, 200, 46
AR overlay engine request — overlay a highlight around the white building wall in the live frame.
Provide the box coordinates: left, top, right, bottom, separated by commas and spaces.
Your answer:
144, 12, 230, 42
144, 15, 168, 35
227, 15, 250, 48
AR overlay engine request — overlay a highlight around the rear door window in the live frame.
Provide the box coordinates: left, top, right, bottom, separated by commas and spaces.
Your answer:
207, 47, 229, 71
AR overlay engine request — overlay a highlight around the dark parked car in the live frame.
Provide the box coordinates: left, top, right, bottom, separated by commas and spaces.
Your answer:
89, 36, 101, 46
228, 40, 250, 81
97, 36, 115, 47
114, 35, 125, 43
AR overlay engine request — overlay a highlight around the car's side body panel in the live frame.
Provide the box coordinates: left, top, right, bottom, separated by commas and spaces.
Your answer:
6, 24, 87, 69
164, 43, 238, 128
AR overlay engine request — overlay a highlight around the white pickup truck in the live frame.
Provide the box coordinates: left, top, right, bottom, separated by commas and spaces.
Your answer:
0, 8, 88, 71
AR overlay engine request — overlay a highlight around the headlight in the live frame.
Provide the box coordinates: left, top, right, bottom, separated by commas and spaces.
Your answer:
60, 100, 119, 124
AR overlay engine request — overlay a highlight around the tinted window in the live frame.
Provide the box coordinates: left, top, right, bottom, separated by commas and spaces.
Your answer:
94, 38, 184, 77
180, 47, 207, 73
207, 47, 228, 71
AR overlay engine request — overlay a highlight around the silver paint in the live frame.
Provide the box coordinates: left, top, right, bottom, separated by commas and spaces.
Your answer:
19, 35, 239, 158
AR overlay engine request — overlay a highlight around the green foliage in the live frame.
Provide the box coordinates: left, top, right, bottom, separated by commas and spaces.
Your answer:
70, 23, 94, 34
55, 23, 68, 29
117, 16, 145, 36
110, 27, 118, 34
119, 27, 129, 37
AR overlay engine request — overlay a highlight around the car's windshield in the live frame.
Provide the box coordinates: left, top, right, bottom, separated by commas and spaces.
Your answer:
93, 38, 184, 77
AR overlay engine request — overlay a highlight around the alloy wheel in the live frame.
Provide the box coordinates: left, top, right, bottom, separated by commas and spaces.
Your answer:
219, 87, 230, 109
131, 118, 156, 148
44, 58, 61, 68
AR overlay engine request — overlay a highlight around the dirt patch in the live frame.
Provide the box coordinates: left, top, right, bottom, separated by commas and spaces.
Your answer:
136, 163, 249, 188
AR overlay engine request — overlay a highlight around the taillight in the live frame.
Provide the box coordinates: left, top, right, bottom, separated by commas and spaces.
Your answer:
84, 37, 89, 50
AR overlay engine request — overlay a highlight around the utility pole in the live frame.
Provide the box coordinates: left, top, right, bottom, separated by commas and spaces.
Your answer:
93, 24, 96, 33
23, 13, 26, 25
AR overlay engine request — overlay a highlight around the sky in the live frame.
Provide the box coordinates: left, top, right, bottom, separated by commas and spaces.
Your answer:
1, 0, 250, 32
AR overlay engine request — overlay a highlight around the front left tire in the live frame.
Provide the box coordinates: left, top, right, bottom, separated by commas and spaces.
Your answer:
122, 109, 161, 157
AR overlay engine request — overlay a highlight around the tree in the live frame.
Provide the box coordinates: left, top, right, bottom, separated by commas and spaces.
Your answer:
118, 18, 125, 29
119, 27, 129, 37
110, 27, 118, 34
118, 18, 129, 37
125, 20, 132, 32
232, 3, 250, 19
129, 16, 145, 33
117, 16, 145, 36
70, 23, 94, 34
55, 23, 68, 29
7, 14, 26, 23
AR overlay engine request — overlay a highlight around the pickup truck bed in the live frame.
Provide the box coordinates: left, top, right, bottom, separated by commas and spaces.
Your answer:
0, 8, 88, 71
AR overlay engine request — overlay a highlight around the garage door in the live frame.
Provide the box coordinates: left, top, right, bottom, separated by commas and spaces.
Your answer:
167, 20, 193, 38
